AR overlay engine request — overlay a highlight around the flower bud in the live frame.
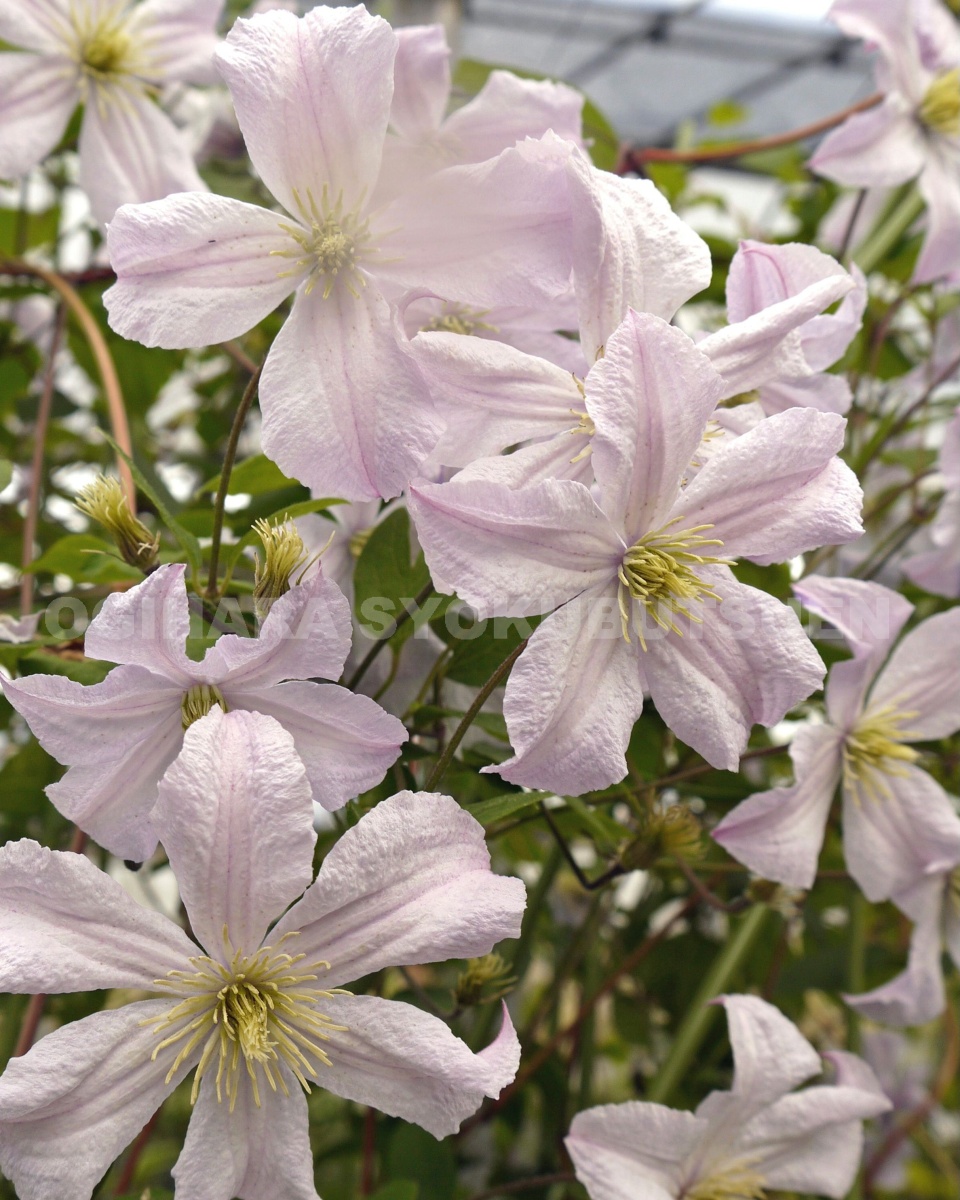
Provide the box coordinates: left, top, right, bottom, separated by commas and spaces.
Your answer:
619, 802, 703, 871
452, 953, 516, 1009
75, 475, 159, 572
253, 517, 308, 619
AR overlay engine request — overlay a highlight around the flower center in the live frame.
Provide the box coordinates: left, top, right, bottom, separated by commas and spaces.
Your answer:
920, 69, 960, 136
842, 704, 920, 801
181, 684, 228, 730
274, 188, 375, 299
682, 1163, 767, 1200
145, 931, 346, 1112
421, 306, 497, 337
63, 0, 144, 92
617, 519, 731, 649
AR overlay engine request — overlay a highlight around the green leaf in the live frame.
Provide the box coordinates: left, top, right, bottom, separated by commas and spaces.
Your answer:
19, 649, 113, 685
102, 434, 203, 581
353, 509, 431, 648
708, 99, 747, 126
468, 790, 550, 826
384, 1125, 455, 1200
0, 459, 12, 491
369, 1186, 419, 1200
25, 534, 141, 584
199, 453, 298, 496
433, 608, 536, 687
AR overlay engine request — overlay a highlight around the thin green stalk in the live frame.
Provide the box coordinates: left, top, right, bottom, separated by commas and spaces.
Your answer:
423, 638, 527, 792
346, 579, 435, 690
646, 903, 769, 1105
206, 363, 262, 599
853, 187, 924, 276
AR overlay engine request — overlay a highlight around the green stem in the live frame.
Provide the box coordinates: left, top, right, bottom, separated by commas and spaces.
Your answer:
852, 187, 924, 276
848, 891, 869, 1055
206, 363, 262, 600
646, 903, 769, 1105
423, 638, 527, 792
346, 579, 435, 690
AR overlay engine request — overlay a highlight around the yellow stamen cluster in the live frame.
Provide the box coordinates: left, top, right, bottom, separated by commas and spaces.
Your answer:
145, 931, 345, 1112
567, 408, 595, 464
842, 704, 920, 802
920, 69, 960, 136
617, 519, 732, 649
421, 307, 498, 337
60, 0, 148, 99
181, 684, 228, 730
75, 475, 159, 572
273, 187, 375, 299
683, 1163, 767, 1200
348, 526, 374, 559
253, 518, 308, 618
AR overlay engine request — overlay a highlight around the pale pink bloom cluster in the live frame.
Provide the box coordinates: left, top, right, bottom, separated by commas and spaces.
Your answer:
0, 0, 221, 224
811, 0, 960, 284
566, 995, 890, 1200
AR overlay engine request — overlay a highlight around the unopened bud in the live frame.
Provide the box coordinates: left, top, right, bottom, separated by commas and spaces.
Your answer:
75, 475, 159, 572
453, 954, 516, 1009
253, 518, 307, 619
620, 802, 703, 871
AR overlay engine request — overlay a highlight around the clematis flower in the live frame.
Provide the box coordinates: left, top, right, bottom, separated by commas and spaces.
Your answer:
0, 0, 219, 224
565, 994, 890, 1200
0, 563, 405, 861
0, 708, 525, 1200
714, 576, 960, 901
715, 240, 867, 415
809, 0, 960, 285
104, 4, 578, 502
847, 859, 960, 1026
410, 310, 863, 794
903, 404, 960, 597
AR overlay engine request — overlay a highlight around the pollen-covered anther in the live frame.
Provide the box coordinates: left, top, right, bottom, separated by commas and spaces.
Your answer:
253, 518, 309, 619
144, 930, 346, 1112
843, 704, 921, 802
920, 68, 960, 136
64, 0, 145, 95
617, 519, 733, 648
682, 1162, 767, 1200
421, 306, 497, 337
181, 684, 228, 730
274, 186, 376, 299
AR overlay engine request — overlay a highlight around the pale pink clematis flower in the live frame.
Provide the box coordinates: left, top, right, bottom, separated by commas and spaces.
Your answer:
565, 994, 891, 1200
847, 858, 960, 1027
903, 404, 960, 597
0, 563, 405, 861
410, 310, 863, 795
717, 240, 867, 415
0, 0, 219, 224
104, 5, 577, 502
714, 576, 960, 902
809, 0, 960, 285
0, 708, 525, 1200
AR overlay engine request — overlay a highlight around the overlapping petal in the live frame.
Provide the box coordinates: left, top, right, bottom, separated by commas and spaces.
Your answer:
0, 52, 76, 181
567, 1103, 697, 1200
867, 607, 960, 739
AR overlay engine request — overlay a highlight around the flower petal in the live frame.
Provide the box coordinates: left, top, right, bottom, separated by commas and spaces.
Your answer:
152, 708, 315, 958
390, 24, 450, 140
491, 584, 645, 794
104, 192, 298, 349
313, 994, 519, 1137
810, 102, 926, 188
566, 1102, 699, 1200
0, 664, 180, 767
712, 724, 844, 890
83, 563, 196, 683
0, 838, 195, 993
587, 310, 723, 539
273, 790, 525, 989
915, 150, 960, 286
231, 682, 406, 812
569, 156, 711, 361
133, 0, 224, 85
641, 570, 825, 771
867, 607, 960, 739
44, 709, 185, 862
0, 1001, 189, 1200
172, 1071, 320, 1200
216, 6, 395, 216
846, 874, 948, 1026
258, 285, 441, 501
720, 995, 822, 1104
0, 53, 75, 181
409, 477, 620, 618
79, 87, 206, 225
792, 575, 912, 730
204, 570, 352, 690
669, 408, 863, 563
842, 763, 960, 902
410, 331, 582, 467
0, 1, 65, 52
